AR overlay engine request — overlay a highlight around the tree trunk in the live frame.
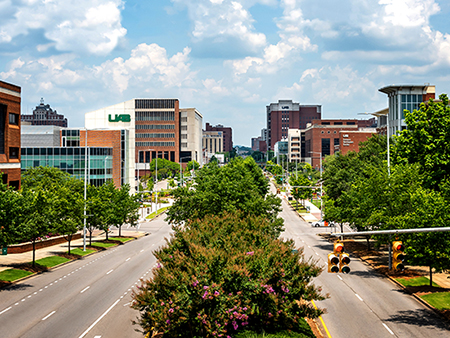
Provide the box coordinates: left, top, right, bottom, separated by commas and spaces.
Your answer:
430, 265, 433, 287
106, 227, 109, 240
119, 225, 122, 237
68, 234, 72, 255
89, 230, 93, 246
366, 236, 371, 251
32, 239, 36, 267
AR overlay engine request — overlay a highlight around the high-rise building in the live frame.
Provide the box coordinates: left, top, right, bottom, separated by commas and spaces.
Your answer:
205, 123, 233, 153
21, 98, 68, 127
266, 100, 321, 150
378, 84, 435, 136
0, 80, 21, 189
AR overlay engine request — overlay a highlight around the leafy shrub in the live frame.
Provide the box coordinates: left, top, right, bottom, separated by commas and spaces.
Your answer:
132, 214, 324, 337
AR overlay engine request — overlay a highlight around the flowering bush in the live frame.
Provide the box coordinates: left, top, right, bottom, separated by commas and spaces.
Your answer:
132, 214, 324, 337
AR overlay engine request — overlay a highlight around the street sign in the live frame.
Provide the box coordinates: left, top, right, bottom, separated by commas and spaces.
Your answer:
2, 244, 7, 255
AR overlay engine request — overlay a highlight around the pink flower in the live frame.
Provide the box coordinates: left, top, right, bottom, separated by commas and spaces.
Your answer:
193, 280, 199, 287
246, 251, 254, 255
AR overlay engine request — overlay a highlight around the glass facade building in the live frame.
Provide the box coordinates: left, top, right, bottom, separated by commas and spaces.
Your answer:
21, 147, 113, 186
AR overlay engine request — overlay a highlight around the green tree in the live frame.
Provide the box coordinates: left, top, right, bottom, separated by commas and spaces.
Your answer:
108, 183, 140, 237
289, 174, 312, 208
186, 160, 200, 171
0, 176, 22, 247
86, 183, 111, 244
393, 94, 450, 190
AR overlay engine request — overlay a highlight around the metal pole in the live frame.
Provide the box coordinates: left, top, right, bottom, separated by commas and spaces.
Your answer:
388, 234, 392, 270
387, 111, 391, 177
320, 151, 323, 221
83, 130, 87, 251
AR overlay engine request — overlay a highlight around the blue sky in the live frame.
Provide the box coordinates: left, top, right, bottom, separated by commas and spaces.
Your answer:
1, 0, 450, 146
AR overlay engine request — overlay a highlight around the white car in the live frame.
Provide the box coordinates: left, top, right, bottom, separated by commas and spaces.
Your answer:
312, 220, 335, 227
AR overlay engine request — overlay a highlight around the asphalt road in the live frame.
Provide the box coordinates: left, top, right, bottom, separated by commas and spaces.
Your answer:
279, 196, 449, 338
0, 217, 171, 338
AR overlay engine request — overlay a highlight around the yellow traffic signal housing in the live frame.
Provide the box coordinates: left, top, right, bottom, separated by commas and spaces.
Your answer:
328, 253, 339, 273
392, 241, 405, 271
334, 242, 344, 254
339, 253, 351, 273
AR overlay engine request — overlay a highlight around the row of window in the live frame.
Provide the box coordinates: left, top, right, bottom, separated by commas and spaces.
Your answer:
21, 147, 112, 156
136, 111, 175, 121
136, 124, 175, 130
62, 130, 80, 136
135, 99, 177, 109
136, 142, 175, 147
136, 133, 175, 139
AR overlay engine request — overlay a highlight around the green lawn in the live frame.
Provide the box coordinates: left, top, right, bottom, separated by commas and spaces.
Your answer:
146, 207, 170, 219
35, 256, 70, 268
70, 248, 96, 256
0, 269, 33, 282
420, 292, 450, 310
109, 237, 134, 243
90, 242, 118, 248
395, 276, 440, 288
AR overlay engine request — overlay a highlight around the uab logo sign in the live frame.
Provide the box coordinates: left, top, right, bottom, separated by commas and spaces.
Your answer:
108, 114, 131, 123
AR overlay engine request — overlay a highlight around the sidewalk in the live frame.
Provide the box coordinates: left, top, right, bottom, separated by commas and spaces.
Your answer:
0, 229, 146, 273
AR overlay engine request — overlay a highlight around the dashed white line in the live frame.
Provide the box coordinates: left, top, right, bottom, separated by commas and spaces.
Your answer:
140, 249, 144, 252
27, 295, 31, 298
94, 336, 102, 338
337, 275, 343, 280
355, 294, 363, 301
0, 307, 12, 315
106, 269, 113, 275
81, 286, 90, 294
42, 311, 56, 321
126, 257, 131, 261
383, 323, 394, 335
315, 252, 319, 256
123, 302, 130, 307
78, 299, 121, 338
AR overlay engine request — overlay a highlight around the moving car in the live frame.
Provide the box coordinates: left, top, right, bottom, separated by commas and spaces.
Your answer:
312, 220, 335, 227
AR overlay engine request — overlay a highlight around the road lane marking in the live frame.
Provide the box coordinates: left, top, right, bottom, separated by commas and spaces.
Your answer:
81, 286, 90, 293
0, 307, 12, 315
78, 299, 121, 338
355, 294, 363, 301
311, 300, 332, 338
383, 323, 394, 335
126, 258, 131, 261
42, 311, 56, 320
106, 269, 113, 275
315, 252, 319, 255
94, 336, 102, 338
337, 275, 343, 280
123, 302, 130, 307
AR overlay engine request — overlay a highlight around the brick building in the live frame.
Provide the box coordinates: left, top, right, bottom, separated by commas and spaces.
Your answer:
266, 100, 321, 150
303, 118, 376, 168
0, 80, 21, 189
205, 123, 233, 153
21, 98, 68, 127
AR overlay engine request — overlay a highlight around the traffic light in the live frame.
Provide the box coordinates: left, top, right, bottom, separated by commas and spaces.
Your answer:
392, 241, 405, 271
328, 253, 339, 273
339, 253, 351, 273
334, 242, 344, 254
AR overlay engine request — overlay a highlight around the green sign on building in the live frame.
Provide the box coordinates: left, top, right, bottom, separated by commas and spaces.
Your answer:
108, 114, 131, 123
1, 244, 7, 255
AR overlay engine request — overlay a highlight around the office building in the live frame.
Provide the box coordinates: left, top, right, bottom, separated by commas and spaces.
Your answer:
205, 123, 233, 153
180, 108, 203, 166
0, 81, 21, 189
203, 130, 223, 163
378, 84, 435, 136
266, 100, 321, 150
21, 98, 68, 127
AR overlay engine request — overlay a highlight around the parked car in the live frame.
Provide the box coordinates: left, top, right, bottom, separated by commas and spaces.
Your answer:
312, 220, 335, 227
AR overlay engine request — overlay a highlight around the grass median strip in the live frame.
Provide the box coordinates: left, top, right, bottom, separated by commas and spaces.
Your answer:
109, 237, 134, 243
70, 248, 96, 256
90, 242, 118, 248
420, 292, 450, 310
35, 256, 70, 268
395, 276, 440, 288
0, 269, 33, 282
146, 206, 170, 220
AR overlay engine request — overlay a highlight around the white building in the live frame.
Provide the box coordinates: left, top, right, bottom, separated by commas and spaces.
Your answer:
180, 108, 203, 166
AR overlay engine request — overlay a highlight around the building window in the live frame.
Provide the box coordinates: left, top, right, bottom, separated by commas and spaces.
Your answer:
9, 113, 19, 125
9, 147, 19, 159
322, 138, 330, 156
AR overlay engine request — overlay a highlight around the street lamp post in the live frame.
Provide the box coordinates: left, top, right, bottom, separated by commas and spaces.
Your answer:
309, 151, 323, 220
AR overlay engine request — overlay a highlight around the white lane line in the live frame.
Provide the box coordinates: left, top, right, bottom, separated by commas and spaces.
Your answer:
126, 258, 131, 262
307, 245, 311, 248
315, 252, 319, 256
78, 299, 121, 338
355, 294, 363, 301
14, 303, 18, 306
106, 269, 113, 275
94, 336, 102, 338
337, 275, 343, 280
123, 302, 130, 307
0, 307, 12, 315
140, 249, 144, 252
27, 295, 31, 298
151, 244, 154, 246
42, 311, 56, 321
81, 286, 90, 293
39, 289, 43, 291
34, 292, 37, 295
383, 323, 394, 335
21, 299, 25, 302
